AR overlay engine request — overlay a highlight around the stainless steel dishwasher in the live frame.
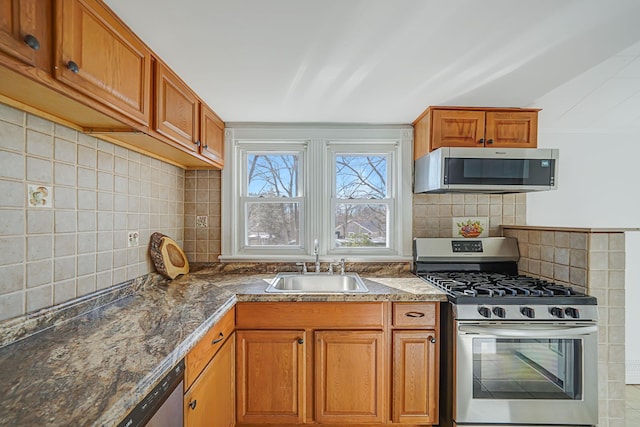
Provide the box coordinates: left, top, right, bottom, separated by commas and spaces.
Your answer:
117, 359, 185, 427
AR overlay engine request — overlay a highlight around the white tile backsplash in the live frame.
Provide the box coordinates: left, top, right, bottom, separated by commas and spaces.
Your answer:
0, 103, 184, 321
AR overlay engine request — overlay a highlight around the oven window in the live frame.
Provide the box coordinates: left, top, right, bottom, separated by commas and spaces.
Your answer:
472, 338, 582, 400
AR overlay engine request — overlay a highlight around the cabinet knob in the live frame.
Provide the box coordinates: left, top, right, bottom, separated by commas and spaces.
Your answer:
195, 140, 201, 147
297, 338, 304, 344
428, 336, 436, 344
204, 144, 209, 150
67, 61, 80, 73
478, 138, 485, 144
23, 34, 40, 51
212, 332, 224, 345
486, 139, 494, 144
405, 311, 425, 318
189, 399, 197, 410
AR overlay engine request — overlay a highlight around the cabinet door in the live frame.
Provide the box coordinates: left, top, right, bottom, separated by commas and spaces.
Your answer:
315, 330, 385, 424
485, 111, 538, 148
0, 0, 43, 66
154, 61, 200, 153
392, 330, 438, 424
431, 109, 486, 150
184, 334, 235, 427
55, 0, 151, 126
236, 330, 305, 424
200, 103, 224, 167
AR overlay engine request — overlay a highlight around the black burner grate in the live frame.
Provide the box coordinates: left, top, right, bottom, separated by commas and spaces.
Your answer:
422, 271, 579, 298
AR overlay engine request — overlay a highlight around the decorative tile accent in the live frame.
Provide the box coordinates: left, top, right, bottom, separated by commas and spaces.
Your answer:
28, 184, 52, 208
196, 215, 208, 228
452, 216, 488, 238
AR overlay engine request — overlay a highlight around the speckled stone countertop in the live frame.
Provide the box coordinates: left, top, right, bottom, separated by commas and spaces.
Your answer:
0, 267, 446, 427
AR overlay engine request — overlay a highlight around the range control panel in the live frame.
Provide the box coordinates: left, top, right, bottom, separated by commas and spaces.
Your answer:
454, 304, 599, 322
452, 240, 483, 253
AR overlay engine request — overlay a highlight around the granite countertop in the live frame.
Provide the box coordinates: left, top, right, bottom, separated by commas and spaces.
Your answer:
0, 269, 446, 427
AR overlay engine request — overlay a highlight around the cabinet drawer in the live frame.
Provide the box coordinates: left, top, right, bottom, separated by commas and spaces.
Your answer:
185, 306, 235, 389
236, 302, 384, 329
392, 303, 438, 328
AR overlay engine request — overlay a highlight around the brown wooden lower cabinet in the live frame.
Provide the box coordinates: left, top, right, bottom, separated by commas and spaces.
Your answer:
392, 330, 438, 424
236, 330, 306, 424
184, 334, 235, 427
315, 330, 385, 424
229, 301, 440, 426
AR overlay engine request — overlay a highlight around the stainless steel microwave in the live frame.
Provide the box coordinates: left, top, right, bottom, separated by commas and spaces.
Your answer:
414, 147, 559, 194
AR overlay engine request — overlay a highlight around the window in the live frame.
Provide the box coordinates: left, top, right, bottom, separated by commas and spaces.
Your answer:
244, 152, 302, 247
222, 125, 413, 261
331, 149, 392, 252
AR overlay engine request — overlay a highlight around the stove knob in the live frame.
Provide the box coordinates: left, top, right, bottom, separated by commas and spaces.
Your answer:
550, 307, 565, 318
492, 307, 506, 318
478, 306, 492, 318
520, 306, 535, 318
565, 307, 580, 319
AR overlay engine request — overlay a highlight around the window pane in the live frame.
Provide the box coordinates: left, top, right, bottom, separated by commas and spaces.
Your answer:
247, 154, 298, 197
334, 203, 387, 248
247, 202, 300, 246
335, 155, 387, 199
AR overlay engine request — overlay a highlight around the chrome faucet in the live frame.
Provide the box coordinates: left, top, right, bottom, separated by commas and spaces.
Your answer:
313, 239, 320, 273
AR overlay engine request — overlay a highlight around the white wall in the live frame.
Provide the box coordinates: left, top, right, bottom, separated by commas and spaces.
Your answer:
527, 130, 640, 383
526, 41, 640, 382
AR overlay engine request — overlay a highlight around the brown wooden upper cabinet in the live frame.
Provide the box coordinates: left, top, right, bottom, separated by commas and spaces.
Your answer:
154, 60, 200, 153
0, 0, 224, 168
413, 106, 539, 159
0, 0, 51, 68
199, 103, 225, 168
55, 0, 152, 127
154, 61, 225, 167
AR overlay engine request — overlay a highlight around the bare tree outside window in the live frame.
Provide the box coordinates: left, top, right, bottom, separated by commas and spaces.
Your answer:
246, 154, 300, 246
335, 155, 388, 248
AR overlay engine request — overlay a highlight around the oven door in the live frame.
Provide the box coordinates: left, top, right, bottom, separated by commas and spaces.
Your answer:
455, 321, 598, 426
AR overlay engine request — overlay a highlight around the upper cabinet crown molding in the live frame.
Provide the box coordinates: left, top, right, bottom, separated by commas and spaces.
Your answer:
413, 106, 540, 159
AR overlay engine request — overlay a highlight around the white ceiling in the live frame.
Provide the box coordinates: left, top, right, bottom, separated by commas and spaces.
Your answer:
104, 0, 640, 124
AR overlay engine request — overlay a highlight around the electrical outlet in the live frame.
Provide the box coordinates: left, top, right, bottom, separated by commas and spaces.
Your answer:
128, 231, 139, 247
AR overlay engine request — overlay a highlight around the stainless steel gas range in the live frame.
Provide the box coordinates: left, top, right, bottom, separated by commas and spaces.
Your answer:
413, 237, 598, 427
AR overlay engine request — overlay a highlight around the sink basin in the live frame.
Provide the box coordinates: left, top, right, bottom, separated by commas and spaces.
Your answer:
265, 272, 369, 293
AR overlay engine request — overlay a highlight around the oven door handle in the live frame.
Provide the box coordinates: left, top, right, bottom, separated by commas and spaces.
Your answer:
458, 324, 597, 337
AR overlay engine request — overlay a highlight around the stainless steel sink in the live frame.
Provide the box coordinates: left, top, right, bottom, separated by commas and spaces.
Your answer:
265, 272, 369, 293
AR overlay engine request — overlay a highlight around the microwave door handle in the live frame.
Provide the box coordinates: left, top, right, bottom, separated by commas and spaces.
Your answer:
458, 325, 597, 338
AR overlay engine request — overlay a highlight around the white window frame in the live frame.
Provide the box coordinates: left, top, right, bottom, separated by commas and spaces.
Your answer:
326, 142, 396, 256
221, 124, 413, 262
240, 145, 306, 253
